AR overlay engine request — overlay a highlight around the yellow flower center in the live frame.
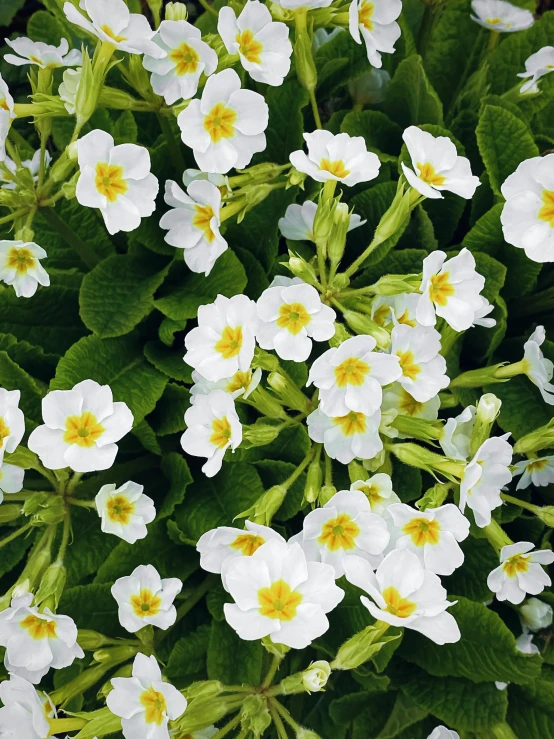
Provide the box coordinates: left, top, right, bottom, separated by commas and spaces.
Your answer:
0, 97, 9, 111
258, 580, 303, 621
106, 494, 135, 524
403, 517, 441, 546
210, 416, 232, 449
95, 162, 127, 202
334, 410, 367, 436
0, 416, 10, 444
397, 351, 421, 381
382, 586, 417, 618
398, 388, 424, 417
100, 24, 127, 43
526, 458, 550, 473
192, 203, 216, 243
140, 687, 167, 725
215, 325, 243, 359
318, 512, 360, 551
130, 589, 162, 618
63, 411, 105, 448
538, 190, 554, 227
429, 271, 455, 307
204, 102, 237, 144
226, 370, 252, 393
358, 0, 374, 30
7, 247, 35, 275
372, 305, 390, 326
169, 42, 200, 76
334, 357, 370, 388
485, 17, 502, 25
319, 158, 350, 179
397, 309, 417, 328
236, 29, 263, 64
502, 554, 530, 578
276, 302, 311, 335
358, 483, 384, 506
20, 614, 57, 640
230, 532, 265, 556
417, 162, 446, 187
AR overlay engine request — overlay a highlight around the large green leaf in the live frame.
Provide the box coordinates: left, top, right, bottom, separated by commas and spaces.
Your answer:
60, 583, 124, 636
0, 0, 25, 26
166, 624, 210, 681
508, 673, 554, 739
341, 110, 403, 162
254, 79, 309, 164
384, 55, 443, 129
207, 619, 264, 687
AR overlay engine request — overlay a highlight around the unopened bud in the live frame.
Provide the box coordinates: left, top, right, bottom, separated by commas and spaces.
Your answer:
236, 485, 287, 526
253, 347, 280, 372
247, 386, 288, 419
49, 150, 76, 183
389, 443, 464, 480
302, 661, 331, 692
514, 419, 554, 456
288, 254, 319, 286
75, 46, 96, 128
14, 226, 34, 243
328, 202, 350, 268
12, 580, 31, 599
373, 184, 412, 247
23, 492, 66, 526
318, 484, 336, 506
93, 645, 139, 665
535, 506, 554, 528
243, 420, 283, 447
470, 393, 502, 457
294, 11, 317, 92
267, 372, 310, 412
184, 680, 224, 702
241, 694, 271, 737
449, 363, 505, 389
0, 504, 23, 523
262, 636, 290, 659
313, 197, 336, 254
304, 456, 322, 504
370, 274, 420, 296
520, 597, 553, 631
78, 630, 114, 650
342, 310, 391, 349
416, 482, 451, 511
328, 321, 352, 348
288, 168, 307, 187
165, 1, 188, 20
173, 695, 237, 734
99, 85, 144, 110
34, 562, 66, 610
331, 623, 399, 671
348, 461, 367, 483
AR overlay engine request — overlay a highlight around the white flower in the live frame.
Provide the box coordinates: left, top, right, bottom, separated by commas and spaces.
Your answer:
427, 729, 460, 739
223, 539, 344, 649
0, 594, 84, 684
390, 324, 449, 403
0, 674, 54, 739
142, 20, 218, 104
256, 281, 336, 362
520, 597, 553, 631
348, 68, 391, 106
344, 550, 461, 644
0, 241, 50, 299
313, 28, 343, 50
0, 462, 25, 501
500, 154, 554, 262
278, 200, 364, 242
350, 473, 401, 516
76, 129, 159, 235
473, 297, 496, 328
28, 379, 133, 473
112, 565, 182, 634
107, 653, 187, 739
0, 389, 24, 462
181, 390, 242, 477
487, 542, 554, 604
95, 481, 156, 544
416, 249, 486, 332
290, 131, 381, 187
471, 0, 534, 32
59, 67, 81, 114
513, 455, 554, 490
401, 126, 480, 200
178, 68, 268, 174
1, 149, 51, 190
274, 0, 332, 9
382, 383, 441, 422
348, 0, 401, 68
184, 294, 258, 382
307, 406, 382, 464
515, 632, 540, 654
63, 0, 164, 57
4, 37, 81, 69
440, 405, 476, 461
302, 661, 331, 692
218, 1, 292, 86
523, 326, 554, 404
160, 180, 227, 276
197, 520, 285, 576
290, 489, 389, 577
0, 74, 15, 162
518, 46, 554, 93
459, 434, 512, 528
183, 168, 231, 193
372, 293, 420, 329
307, 335, 401, 417
387, 503, 470, 576
190, 367, 261, 400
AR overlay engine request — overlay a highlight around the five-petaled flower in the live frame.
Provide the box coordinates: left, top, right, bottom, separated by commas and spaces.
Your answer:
4, 37, 81, 69
96, 481, 156, 544
470, 0, 534, 32
487, 542, 554, 604
112, 565, 182, 634
0, 240, 50, 298
348, 0, 402, 68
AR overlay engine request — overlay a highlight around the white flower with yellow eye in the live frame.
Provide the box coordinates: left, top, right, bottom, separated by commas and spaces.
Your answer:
343, 550, 460, 644
160, 179, 227, 276
0, 594, 84, 684
181, 390, 242, 478
256, 281, 336, 362
371, 293, 420, 330
487, 542, 554, 604
290, 130, 381, 186
518, 47, 554, 93
387, 503, 470, 576
223, 539, 344, 649
111, 565, 182, 634
178, 68, 268, 174
439, 405, 476, 461
76, 129, 159, 235
307, 405, 382, 465
522, 326, 554, 404
513, 455, 554, 490
402, 127, 480, 200
278, 200, 364, 242
107, 653, 187, 739
63, 0, 164, 57
348, 0, 401, 68
4, 37, 81, 69
0, 389, 24, 463
28, 379, 133, 473
95, 481, 156, 544
0, 241, 50, 299
190, 367, 262, 400
381, 383, 441, 424
218, 1, 292, 86
290, 489, 390, 578
390, 324, 449, 403
307, 335, 401, 418
350, 473, 401, 517
0, 674, 54, 739
184, 294, 258, 382
471, 0, 534, 32
0, 73, 15, 162
459, 434, 512, 528
142, 20, 218, 104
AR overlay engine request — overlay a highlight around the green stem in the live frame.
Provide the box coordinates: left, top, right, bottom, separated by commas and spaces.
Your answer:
324, 453, 333, 487
0, 522, 32, 549
210, 713, 242, 739
500, 493, 540, 515
0, 207, 31, 226
262, 654, 283, 689
270, 698, 301, 733
67, 497, 96, 509
40, 207, 101, 269
65, 472, 83, 496
156, 112, 186, 176
487, 30, 500, 54
197, 0, 219, 16
56, 510, 72, 564
283, 447, 316, 490
309, 88, 322, 130
269, 700, 289, 739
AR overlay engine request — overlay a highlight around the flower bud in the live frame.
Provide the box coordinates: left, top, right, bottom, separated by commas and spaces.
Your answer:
331, 624, 399, 671
78, 630, 114, 650
391, 415, 442, 443
165, 1, 188, 20
469, 393, 502, 457
243, 420, 284, 447
318, 484, 336, 506
173, 695, 238, 734
363, 448, 387, 472
416, 482, 451, 511
75, 46, 97, 128
535, 506, 554, 528
99, 85, 144, 110
253, 347, 280, 372
184, 680, 225, 701
369, 274, 420, 296
348, 461, 367, 483
288, 254, 319, 286
14, 226, 35, 243
302, 661, 331, 692
328, 322, 352, 348
342, 310, 391, 349
288, 167, 307, 187
12, 580, 31, 599
0, 504, 23, 523
33, 562, 66, 610
373, 184, 412, 247
520, 597, 553, 631
389, 443, 465, 480
296, 729, 323, 739
49, 150, 76, 183
93, 645, 139, 665
294, 10, 317, 92
328, 202, 350, 268
236, 485, 287, 526
514, 419, 554, 456
449, 363, 506, 389
241, 694, 271, 738
246, 386, 288, 419
313, 197, 336, 255
304, 455, 322, 504
267, 372, 310, 412
23, 492, 66, 526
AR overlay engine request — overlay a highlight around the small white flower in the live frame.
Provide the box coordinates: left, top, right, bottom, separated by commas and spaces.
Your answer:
401, 126, 480, 200
59, 67, 81, 114
440, 405, 476, 461
0, 462, 25, 501
0, 73, 16, 162
95, 481, 156, 544
427, 728, 460, 739
515, 632, 540, 654
107, 653, 187, 739
513, 455, 554, 490
302, 661, 331, 692
223, 539, 344, 649
274, 0, 332, 9
290, 489, 389, 578
472, 296, 496, 328
307, 406, 382, 465
471, 0, 534, 32
181, 390, 242, 477
290, 130, 381, 187
0, 241, 50, 299
344, 550, 460, 644
387, 503, 470, 576
190, 367, 262, 400
307, 335, 401, 417
160, 179, 227, 276
518, 46, 554, 93
278, 200, 364, 242
0, 594, 84, 684
218, 1, 292, 86
112, 565, 182, 634
178, 68, 268, 174
4, 37, 81, 69
1, 149, 51, 190
372, 293, 420, 330
459, 434, 512, 528
182, 168, 231, 193
350, 473, 401, 516
63, 0, 165, 57
520, 597, 553, 631
487, 542, 554, 604
0, 674, 54, 739
0, 389, 25, 462
523, 326, 554, 404
142, 20, 218, 104
500, 154, 554, 263
313, 28, 343, 50
348, 0, 401, 68
76, 129, 159, 235
390, 324, 449, 403
28, 379, 134, 473
184, 294, 258, 382
382, 383, 441, 423
256, 281, 336, 362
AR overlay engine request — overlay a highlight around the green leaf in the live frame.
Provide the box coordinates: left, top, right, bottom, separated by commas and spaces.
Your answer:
65, 507, 119, 587
27, 10, 64, 45
472, 252, 506, 304
384, 55, 443, 129
113, 111, 138, 145
444, 537, 498, 602
158, 317, 187, 348
148, 383, 190, 436
159, 452, 193, 519
0, 352, 44, 423
392, 459, 422, 504
341, 110, 403, 162
508, 674, 554, 739
376, 692, 428, 739
207, 619, 264, 687
59, 583, 123, 636
0, 0, 25, 26
315, 31, 368, 94
132, 419, 162, 456
234, 247, 270, 301
166, 624, 210, 680
330, 686, 390, 725
0, 527, 35, 578
255, 79, 309, 164
486, 375, 553, 440
144, 341, 192, 383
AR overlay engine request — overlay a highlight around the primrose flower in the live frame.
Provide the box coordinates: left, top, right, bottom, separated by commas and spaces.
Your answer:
487, 542, 554, 604
290, 131, 381, 186
1, 149, 51, 190
274, 0, 332, 8
0, 389, 25, 462
470, 0, 534, 32
0, 461, 24, 501
4, 37, 81, 69
427, 729, 459, 739
350, 473, 401, 517
112, 565, 182, 634
0, 241, 50, 299
439, 405, 476, 461
278, 200, 364, 242
523, 326, 554, 404
95, 481, 156, 544
520, 597, 553, 631
518, 46, 554, 93
190, 367, 262, 400
390, 324, 449, 403
348, 0, 402, 68
382, 384, 441, 423
371, 293, 420, 330
0, 74, 15, 162
59, 67, 80, 114
307, 406, 382, 465
513, 455, 554, 490
0, 674, 54, 739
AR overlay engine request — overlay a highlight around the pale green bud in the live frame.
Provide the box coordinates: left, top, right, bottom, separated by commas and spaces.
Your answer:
288, 167, 307, 188
97, 664, 133, 698
166, 1, 189, 19
236, 485, 287, 526
535, 506, 554, 528
449, 363, 506, 389
416, 482, 451, 511
342, 310, 391, 349
294, 11, 317, 92
93, 645, 139, 665
99, 85, 144, 110
514, 419, 554, 456
469, 393, 502, 457
288, 254, 319, 286
348, 461, 367, 483
237, 183, 277, 221
78, 630, 114, 650
520, 597, 553, 631
267, 372, 310, 412
75, 47, 97, 128
232, 162, 287, 187
328, 202, 350, 268
318, 484, 336, 506
331, 272, 350, 291
391, 415, 442, 443
49, 150, 76, 183
369, 274, 421, 296
296, 729, 322, 739
0, 504, 23, 523
173, 695, 237, 734
331, 624, 399, 671
23, 492, 66, 526
328, 321, 352, 348
373, 183, 412, 247
389, 443, 465, 480
304, 456, 322, 504
243, 420, 284, 447
313, 197, 336, 255
262, 635, 290, 659
34, 562, 66, 610
14, 226, 35, 242
241, 694, 271, 737
253, 347, 280, 372
246, 386, 288, 419
363, 448, 387, 472
280, 660, 331, 694
183, 680, 225, 701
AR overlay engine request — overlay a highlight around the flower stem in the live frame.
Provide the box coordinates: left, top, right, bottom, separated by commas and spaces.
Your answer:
0, 207, 31, 226
0, 522, 32, 550
270, 697, 302, 732
66, 497, 96, 509
210, 712, 242, 739
197, 0, 219, 17
309, 88, 322, 129
283, 447, 316, 490
56, 510, 72, 564
40, 207, 102, 269
500, 493, 540, 515
48, 718, 87, 733
262, 654, 283, 689
269, 700, 290, 739
324, 452, 333, 487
